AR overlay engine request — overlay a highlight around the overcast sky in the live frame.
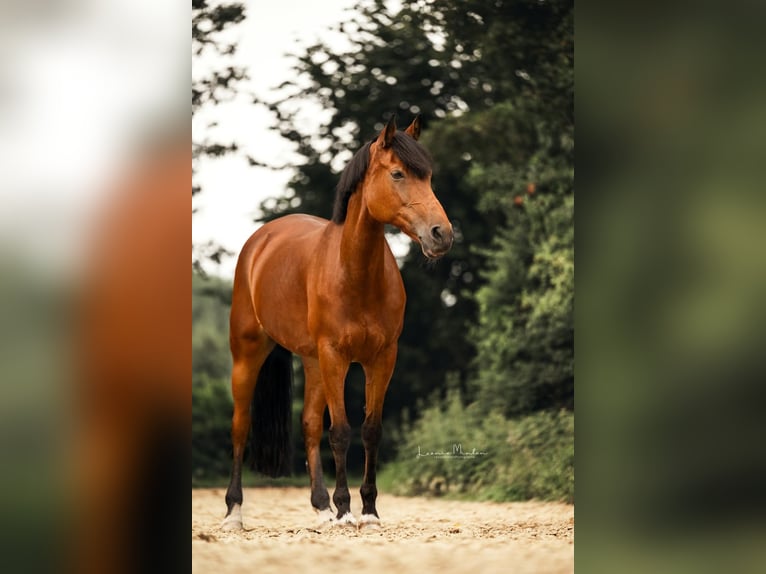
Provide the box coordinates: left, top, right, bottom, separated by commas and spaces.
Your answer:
0, 0, 187, 279
192, 0, 362, 278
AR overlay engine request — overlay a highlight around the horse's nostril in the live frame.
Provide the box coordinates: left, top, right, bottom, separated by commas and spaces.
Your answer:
431, 226, 442, 240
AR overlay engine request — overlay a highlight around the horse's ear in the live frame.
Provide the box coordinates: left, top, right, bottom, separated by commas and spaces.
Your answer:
376, 114, 397, 148
404, 115, 421, 141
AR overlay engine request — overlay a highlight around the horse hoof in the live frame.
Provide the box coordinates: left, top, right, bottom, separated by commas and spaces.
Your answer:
221, 504, 244, 531
220, 516, 243, 531
357, 514, 381, 531
315, 507, 336, 528
335, 512, 358, 527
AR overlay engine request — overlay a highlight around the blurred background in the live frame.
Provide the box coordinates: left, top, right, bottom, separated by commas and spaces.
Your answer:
191, 0, 574, 505
577, 2, 766, 572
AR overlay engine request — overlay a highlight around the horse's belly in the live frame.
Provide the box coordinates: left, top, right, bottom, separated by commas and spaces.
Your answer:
256, 302, 315, 355
246, 223, 320, 356
251, 268, 316, 354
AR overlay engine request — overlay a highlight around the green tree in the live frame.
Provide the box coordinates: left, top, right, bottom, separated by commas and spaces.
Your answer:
192, 0, 247, 118
455, 0, 574, 416
192, 0, 248, 269
471, 191, 574, 416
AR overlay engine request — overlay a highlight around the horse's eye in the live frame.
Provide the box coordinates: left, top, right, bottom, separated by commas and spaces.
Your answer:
391, 170, 405, 181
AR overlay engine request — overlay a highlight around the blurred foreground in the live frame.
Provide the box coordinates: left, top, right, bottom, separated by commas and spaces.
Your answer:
577, 1, 766, 572
0, 2, 188, 573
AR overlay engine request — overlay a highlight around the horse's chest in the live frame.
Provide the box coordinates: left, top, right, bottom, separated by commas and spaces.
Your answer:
309, 271, 405, 360
338, 318, 390, 360
343, 318, 386, 346
316, 294, 402, 357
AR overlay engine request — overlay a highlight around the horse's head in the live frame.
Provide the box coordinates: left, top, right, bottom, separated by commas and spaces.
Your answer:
365, 115, 454, 260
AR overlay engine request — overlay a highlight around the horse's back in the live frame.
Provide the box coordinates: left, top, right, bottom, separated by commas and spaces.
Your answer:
236, 213, 327, 273
256, 213, 328, 238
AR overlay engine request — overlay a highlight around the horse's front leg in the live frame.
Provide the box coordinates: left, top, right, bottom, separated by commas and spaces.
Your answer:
318, 344, 355, 525
301, 356, 333, 525
359, 344, 397, 528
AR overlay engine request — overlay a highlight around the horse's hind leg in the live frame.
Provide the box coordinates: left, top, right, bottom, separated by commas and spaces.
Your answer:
301, 357, 333, 525
222, 309, 274, 531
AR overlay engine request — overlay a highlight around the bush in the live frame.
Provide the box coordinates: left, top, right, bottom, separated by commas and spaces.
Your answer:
192, 373, 233, 484
379, 390, 573, 503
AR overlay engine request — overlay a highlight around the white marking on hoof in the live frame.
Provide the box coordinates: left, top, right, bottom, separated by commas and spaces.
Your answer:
315, 507, 336, 528
357, 514, 381, 530
335, 511, 357, 527
220, 504, 243, 531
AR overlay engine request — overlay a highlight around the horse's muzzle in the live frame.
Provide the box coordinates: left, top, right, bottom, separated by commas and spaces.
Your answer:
420, 224, 454, 259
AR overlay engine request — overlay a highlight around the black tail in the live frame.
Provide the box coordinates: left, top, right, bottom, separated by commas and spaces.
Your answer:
249, 345, 293, 477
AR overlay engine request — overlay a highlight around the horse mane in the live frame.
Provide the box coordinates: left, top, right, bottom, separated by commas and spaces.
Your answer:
331, 131, 433, 223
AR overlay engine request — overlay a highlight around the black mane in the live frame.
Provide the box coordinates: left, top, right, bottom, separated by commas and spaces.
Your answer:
331, 131, 433, 223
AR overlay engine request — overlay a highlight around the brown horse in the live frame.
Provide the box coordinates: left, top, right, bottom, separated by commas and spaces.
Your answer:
222, 115, 453, 530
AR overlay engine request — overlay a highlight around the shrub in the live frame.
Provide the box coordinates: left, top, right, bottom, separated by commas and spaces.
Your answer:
379, 390, 573, 503
192, 373, 233, 484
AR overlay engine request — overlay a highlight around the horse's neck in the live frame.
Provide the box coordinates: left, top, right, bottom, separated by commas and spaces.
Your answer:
338, 192, 387, 284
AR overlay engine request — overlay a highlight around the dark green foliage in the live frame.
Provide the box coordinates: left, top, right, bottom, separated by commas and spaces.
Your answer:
192, 0, 248, 163
192, 0, 247, 114
471, 191, 574, 417
192, 0, 248, 269
192, 373, 234, 482
191, 274, 231, 381
192, 274, 234, 483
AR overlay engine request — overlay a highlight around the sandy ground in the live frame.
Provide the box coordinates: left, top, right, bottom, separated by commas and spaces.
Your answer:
192, 487, 574, 574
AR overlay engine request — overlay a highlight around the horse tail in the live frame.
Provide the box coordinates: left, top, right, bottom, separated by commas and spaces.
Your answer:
249, 344, 293, 477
